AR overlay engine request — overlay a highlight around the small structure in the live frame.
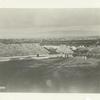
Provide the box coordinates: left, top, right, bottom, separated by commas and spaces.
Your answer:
36, 54, 39, 57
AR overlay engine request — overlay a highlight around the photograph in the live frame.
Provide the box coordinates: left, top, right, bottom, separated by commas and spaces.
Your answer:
0, 8, 100, 93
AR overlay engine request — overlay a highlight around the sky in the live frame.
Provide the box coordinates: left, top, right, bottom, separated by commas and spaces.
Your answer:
0, 8, 100, 38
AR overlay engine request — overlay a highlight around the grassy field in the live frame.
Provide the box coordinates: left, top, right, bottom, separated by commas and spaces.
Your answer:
0, 57, 100, 92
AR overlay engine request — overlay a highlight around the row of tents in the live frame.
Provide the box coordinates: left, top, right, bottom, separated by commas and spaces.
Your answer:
44, 45, 100, 58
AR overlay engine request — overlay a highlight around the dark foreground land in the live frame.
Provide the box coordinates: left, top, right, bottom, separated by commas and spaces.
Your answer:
0, 57, 100, 93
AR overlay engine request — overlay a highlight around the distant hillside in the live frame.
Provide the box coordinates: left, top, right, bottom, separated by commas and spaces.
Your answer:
0, 35, 100, 44
0, 43, 49, 57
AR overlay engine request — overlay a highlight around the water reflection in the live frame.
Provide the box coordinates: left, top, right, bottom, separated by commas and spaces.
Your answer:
0, 59, 100, 92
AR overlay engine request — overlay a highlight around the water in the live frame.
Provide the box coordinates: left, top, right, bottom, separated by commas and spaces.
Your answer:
0, 58, 100, 93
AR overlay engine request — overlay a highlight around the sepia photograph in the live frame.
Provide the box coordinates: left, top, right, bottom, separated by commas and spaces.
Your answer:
0, 8, 100, 93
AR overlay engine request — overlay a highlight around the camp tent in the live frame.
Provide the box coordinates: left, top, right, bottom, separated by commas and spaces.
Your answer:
57, 45, 73, 58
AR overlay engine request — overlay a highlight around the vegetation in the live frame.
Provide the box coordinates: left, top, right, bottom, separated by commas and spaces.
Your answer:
0, 43, 49, 57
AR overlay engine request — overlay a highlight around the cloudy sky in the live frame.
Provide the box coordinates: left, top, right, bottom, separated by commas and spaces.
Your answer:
0, 8, 100, 38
